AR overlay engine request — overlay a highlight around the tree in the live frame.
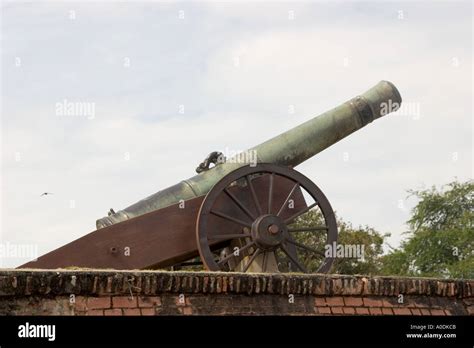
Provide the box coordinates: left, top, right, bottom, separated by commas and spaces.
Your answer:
278, 210, 388, 275
381, 180, 474, 279
333, 219, 387, 275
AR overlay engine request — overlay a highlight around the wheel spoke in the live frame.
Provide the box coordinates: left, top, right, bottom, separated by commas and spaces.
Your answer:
288, 226, 328, 232
246, 175, 263, 216
217, 241, 255, 265
242, 248, 261, 272
276, 182, 300, 217
211, 210, 252, 228
284, 237, 325, 257
209, 233, 251, 241
280, 243, 307, 273
284, 202, 318, 225
224, 188, 256, 221
262, 251, 268, 272
267, 173, 274, 214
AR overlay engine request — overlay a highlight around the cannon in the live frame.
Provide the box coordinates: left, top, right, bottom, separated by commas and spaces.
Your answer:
21, 81, 402, 273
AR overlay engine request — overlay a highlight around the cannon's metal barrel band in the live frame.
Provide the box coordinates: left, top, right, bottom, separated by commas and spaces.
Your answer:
350, 96, 374, 127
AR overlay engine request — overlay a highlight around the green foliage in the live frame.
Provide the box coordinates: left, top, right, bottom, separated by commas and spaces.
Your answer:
277, 210, 388, 275
276, 210, 326, 273
381, 181, 474, 279
334, 220, 387, 275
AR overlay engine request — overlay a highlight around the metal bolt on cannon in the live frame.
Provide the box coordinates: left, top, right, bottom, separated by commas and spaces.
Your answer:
21, 81, 402, 274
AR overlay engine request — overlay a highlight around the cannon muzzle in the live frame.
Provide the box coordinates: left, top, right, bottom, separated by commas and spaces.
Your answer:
97, 80, 401, 228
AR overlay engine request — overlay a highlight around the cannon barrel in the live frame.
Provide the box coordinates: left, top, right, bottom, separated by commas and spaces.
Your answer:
97, 80, 401, 229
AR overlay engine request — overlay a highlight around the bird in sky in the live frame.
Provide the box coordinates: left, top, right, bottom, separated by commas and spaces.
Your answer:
40, 192, 54, 197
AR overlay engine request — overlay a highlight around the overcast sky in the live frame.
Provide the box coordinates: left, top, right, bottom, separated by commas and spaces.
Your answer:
1, 1, 472, 268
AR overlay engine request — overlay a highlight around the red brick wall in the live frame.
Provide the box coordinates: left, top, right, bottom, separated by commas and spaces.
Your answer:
0, 270, 472, 316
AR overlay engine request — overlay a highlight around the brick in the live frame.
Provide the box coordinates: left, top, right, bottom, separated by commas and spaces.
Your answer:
86, 309, 104, 316
112, 296, 137, 308
466, 306, 474, 315
413, 297, 431, 308
182, 307, 193, 315
344, 297, 363, 306
331, 307, 344, 314
141, 308, 155, 316
74, 296, 87, 311
314, 297, 327, 307
402, 297, 419, 308
342, 307, 355, 314
420, 309, 431, 315
138, 296, 161, 308
411, 308, 422, 315
363, 297, 383, 307
382, 299, 395, 307
87, 297, 111, 310
104, 308, 122, 316
123, 308, 141, 316
382, 308, 394, 315
355, 307, 370, 315
430, 309, 445, 316
428, 297, 444, 309
332, 278, 344, 295
369, 308, 382, 315
315, 306, 331, 314
325, 297, 344, 306
393, 308, 411, 315
41, 299, 65, 313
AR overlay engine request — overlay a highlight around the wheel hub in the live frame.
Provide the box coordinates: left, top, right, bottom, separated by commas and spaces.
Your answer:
251, 214, 287, 250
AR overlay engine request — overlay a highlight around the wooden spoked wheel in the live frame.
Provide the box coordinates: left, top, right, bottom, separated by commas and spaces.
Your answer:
196, 164, 338, 273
